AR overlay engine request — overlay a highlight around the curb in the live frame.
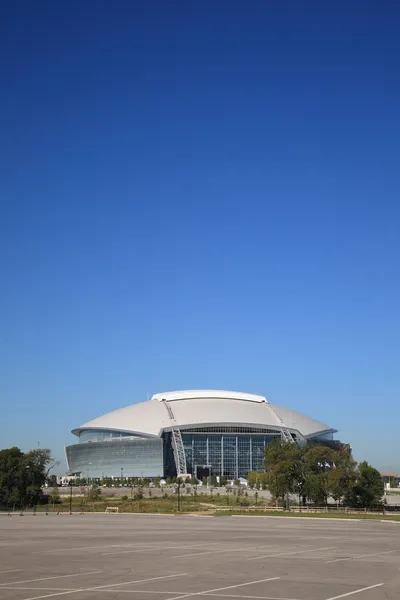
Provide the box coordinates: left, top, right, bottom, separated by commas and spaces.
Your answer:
228, 514, 362, 522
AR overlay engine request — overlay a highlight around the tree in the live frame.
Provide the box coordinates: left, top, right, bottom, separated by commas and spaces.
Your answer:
0, 447, 57, 509
303, 445, 337, 506
87, 486, 102, 501
47, 474, 58, 487
50, 488, 61, 506
26, 449, 59, 479
263, 441, 359, 508
327, 448, 357, 506
264, 440, 303, 507
247, 472, 269, 489
344, 462, 384, 508
0, 447, 24, 509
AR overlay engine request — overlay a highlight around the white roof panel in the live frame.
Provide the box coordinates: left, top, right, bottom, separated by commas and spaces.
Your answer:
72, 389, 336, 440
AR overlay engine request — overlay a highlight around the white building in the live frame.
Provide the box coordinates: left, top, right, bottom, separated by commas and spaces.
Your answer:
66, 390, 338, 479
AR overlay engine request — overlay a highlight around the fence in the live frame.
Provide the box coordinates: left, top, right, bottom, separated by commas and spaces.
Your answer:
215, 505, 400, 515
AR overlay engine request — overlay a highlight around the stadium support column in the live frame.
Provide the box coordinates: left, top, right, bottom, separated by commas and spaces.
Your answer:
221, 437, 224, 477
235, 436, 238, 480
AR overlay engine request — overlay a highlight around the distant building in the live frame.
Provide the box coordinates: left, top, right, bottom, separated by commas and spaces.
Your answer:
381, 474, 399, 489
65, 390, 339, 480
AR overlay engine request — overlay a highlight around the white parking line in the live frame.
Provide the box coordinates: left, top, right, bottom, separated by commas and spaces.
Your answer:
34, 542, 190, 554
0, 571, 102, 586
326, 550, 397, 563
203, 594, 298, 600
18, 574, 189, 600
249, 546, 336, 560
10, 590, 79, 600
0, 590, 298, 600
0, 569, 23, 574
166, 577, 281, 600
85, 574, 189, 592
325, 583, 384, 600
0, 589, 71, 593
171, 545, 279, 559
0, 587, 191, 595
103, 544, 211, 556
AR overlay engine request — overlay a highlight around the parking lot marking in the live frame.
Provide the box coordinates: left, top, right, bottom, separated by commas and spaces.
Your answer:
325, 583, 384, 600
0, 588, 71, 592
202, 594, 299, 600
170, 545, 279, 559
0, 590, 299, 600
85, 573, 189, 592
15, 591, 82, 600
17, 574, 189, 600
103, 543, 211, 556
249, 546, 336, 560
0, 569, 23, 574
0, 587, 195, 595
326, 550, 397, 563
166, 576, 281, 600
0, 571, 102, 586
34, 542, 194, 554
91, 590, 194, 596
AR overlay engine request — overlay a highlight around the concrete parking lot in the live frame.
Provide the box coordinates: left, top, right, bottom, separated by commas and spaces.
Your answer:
0, 513, 399, 600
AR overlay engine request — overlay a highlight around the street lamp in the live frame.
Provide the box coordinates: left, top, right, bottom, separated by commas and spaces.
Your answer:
121, 468, 124, 485
69, 480, 73, 515
176, 480, 181, 512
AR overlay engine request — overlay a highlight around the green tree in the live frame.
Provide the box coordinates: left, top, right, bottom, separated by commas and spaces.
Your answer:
47, 474, 58, 487
344, 461, 384, 508
87, 486, 102, 501
264, 440, 303, 507
303, 445, 337, 506
50, 488, 61, 506
0, 447, 57, 509
247, 471, 269, 489
247, 472, 257, 488
0, 447, 24, 509
327, 449, 357, 506
210, 475, 218, 487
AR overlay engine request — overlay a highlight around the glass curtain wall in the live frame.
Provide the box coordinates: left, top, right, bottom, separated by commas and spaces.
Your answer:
180, 430, 281, 479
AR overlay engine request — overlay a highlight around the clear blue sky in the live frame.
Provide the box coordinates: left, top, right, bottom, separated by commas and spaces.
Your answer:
1, 1, 399, 473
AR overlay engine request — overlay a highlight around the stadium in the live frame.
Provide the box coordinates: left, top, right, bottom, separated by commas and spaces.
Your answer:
65, 390, 338, 480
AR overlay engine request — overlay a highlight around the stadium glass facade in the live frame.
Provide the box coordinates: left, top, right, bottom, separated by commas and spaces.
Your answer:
65, 430, 164, 478
66, 390, 337, 479
162, 427, 282, 479
66, 427, 282, 479
179, 427, 281, 479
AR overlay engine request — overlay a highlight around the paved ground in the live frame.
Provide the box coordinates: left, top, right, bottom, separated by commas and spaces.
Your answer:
0, 514, 399, 600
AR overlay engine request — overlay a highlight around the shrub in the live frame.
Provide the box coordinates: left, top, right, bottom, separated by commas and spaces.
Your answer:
87, 487, 101, 501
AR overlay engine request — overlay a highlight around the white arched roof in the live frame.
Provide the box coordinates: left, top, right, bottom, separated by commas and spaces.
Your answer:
72, 390, 336, 441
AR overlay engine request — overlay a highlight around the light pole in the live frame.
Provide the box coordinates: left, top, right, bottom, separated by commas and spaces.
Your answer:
69, 481, 73, 515
121, 468, 123, 485
177, 481, 181, 512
